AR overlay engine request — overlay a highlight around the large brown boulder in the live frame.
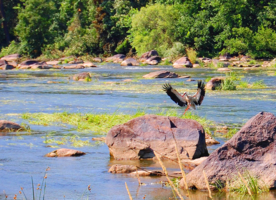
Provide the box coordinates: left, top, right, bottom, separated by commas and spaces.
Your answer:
0, 120, 22, 131
45, 148, 85, 157
173, 57, 193, 68
205, 77, 225, 90
105, 115, 209, 160
143, 70, 179, 78
1, 54, 21, 61
181, 112, 276, 190
121, 58, 140, 66
92, 57, 103, 63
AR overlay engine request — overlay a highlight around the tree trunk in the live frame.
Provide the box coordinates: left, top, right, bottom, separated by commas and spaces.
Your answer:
0, 0, 10, 43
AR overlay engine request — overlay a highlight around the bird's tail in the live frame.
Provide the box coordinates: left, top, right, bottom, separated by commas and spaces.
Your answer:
198, 80, 205, 89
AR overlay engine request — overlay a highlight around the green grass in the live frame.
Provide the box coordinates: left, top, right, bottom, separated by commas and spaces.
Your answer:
249, 60, 257, 65
237, 80, 267, 89
228, 170, 269, 194
21, 110, 214, 135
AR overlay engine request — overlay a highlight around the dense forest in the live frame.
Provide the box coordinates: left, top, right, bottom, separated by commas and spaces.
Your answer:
1, 0, 276, 59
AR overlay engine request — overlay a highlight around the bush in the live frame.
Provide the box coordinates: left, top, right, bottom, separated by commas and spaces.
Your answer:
186, 48, 197, 64
130, 3, 179, 56
163, 42, 185, 60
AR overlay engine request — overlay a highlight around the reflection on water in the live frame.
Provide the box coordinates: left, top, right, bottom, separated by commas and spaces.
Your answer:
0, 63, 276, 199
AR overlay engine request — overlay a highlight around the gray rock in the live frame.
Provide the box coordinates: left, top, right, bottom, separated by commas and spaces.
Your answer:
181, 112, 276, 190
121, 58, 140, 66
45, 148, 85, 157
0, 120, 22, 131
173, 57, 193, 68
143, 70, 179, 78
0, 54, 21, 61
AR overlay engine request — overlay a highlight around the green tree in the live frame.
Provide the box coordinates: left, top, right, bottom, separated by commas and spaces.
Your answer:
130, 3, 180, 56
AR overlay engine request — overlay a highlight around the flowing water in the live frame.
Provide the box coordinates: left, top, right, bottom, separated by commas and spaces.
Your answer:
0, 63, 276, 199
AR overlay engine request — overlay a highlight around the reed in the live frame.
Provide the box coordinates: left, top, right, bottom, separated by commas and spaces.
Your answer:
203, 170, 212, 199
154, 151, 184, 200
125, 182, 133, 200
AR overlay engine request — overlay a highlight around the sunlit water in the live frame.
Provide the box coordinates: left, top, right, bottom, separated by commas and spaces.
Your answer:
0, 63, 276, 199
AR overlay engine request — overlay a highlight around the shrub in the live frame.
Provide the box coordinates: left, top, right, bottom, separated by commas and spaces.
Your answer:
186, 48, 197, 64
130, 3, 179, 56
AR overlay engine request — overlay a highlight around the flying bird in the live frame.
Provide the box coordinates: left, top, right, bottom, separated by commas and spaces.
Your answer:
163, 80, 205, 115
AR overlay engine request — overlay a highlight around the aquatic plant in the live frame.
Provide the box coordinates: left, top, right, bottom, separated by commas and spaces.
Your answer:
221, 79, 237, 91
21, 110, 214, 135
237, 80, 267, 89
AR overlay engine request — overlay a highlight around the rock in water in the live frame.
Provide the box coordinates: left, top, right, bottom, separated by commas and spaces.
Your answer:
0, 120, 22, 131
143, 70, 179, 78
181, 112, 276, 190
45, 148, 85, 157
108, 165, 137, 173
105, 115, 209, 160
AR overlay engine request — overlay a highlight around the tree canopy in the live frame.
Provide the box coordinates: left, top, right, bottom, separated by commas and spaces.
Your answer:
1, 0, 276, 58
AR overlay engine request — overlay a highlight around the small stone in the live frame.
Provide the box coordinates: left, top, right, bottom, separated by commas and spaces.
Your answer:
45, 148, 85, 157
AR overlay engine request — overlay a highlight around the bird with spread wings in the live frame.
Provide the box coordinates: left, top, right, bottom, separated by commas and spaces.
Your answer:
163, 80, 206, 115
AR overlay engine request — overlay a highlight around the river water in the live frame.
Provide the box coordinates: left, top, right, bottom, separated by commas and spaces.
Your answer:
0, 63, 276, 199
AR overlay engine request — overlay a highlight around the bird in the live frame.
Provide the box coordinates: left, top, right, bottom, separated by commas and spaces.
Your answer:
162, 80, 205, 115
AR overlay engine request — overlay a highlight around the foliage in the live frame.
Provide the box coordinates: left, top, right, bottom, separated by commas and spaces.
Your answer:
186, 48, 197, 64
130, 3, 180, 56
21, 109, 214, 135
1, 0, 276, 58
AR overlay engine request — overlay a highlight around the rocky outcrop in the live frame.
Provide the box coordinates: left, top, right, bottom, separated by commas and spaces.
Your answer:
0, 54, 21, 61
173, 57, 193, 68
139, 50, 159, 62
105, 54, 126, 63
181, 112, 276, 190
19, 60, 50, 69
72, 72, 91, 81
143, 70, 179, 78
145, 56, 162, 65
205, 77, 225, 90
105, 115, 209, 160
121, 58, 140, 66
45, 148, 85, 157
0, 120, 22, 131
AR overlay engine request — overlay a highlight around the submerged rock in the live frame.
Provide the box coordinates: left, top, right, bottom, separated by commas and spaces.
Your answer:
181, 112, 276, 190
105, 115, 209, 160
0, 120, 22, 131
143, 70, 179, 78
45, 148, 85, 157
173, 57, 193, 68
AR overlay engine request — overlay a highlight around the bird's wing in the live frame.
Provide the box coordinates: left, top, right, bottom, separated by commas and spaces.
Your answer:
163, 83, 187, 107
192, 80, 205, 105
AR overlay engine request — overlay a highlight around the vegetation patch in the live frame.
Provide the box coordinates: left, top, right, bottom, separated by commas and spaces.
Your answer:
21, 110, 214, 135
